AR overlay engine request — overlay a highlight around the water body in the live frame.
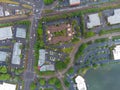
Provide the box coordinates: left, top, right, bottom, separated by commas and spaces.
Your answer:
84, 63, 120, 90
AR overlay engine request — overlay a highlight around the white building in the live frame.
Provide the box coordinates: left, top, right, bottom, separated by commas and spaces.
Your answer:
87, 13, 101, 29
16, 28, 26, 38
107, 9, 120, 25
0, 51, 8, 62
38, 49, 55, 71
75, 75, 87, 90
40, 65, 55, 71
112, 45, 120, 60
11, 42, 22, 65
0, 82, 16, 90
69, 0, 80, 6
38, 49, 46, 67
0, 6, 4, 17
0, 26, 13, 40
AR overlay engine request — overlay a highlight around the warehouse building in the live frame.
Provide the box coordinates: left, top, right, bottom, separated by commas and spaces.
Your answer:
0, 26, 13, 40
0, 51, 8, 62
16, 27, 26, 38
107, 9, 120, 25
40, 65, 55, 71
87, 13, 101, 29
11, 42, 22, 65
38, 49, 46, 67
38, 49, 55, 71
69, 0, 80, 6
0, 82, 16, 90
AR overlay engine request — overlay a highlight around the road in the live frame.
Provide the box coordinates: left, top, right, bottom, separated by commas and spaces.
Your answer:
22, 1, 120, 90
23, 0, 44, 90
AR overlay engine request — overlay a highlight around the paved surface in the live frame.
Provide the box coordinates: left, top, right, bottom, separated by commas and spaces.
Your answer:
39, 32, 120, 90
23, 0, 44, 90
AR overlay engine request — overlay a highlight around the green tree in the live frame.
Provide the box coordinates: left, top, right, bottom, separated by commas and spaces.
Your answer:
30, 82, 36, 90
43, 0, 54, 5
40, 78, 46, 86
0, 66, 7, 73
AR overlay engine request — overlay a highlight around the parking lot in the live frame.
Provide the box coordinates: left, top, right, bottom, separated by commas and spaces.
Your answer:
0, 25, 28, 68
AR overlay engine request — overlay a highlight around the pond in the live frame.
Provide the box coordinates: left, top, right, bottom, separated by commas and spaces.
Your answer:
84, 63, 120, 90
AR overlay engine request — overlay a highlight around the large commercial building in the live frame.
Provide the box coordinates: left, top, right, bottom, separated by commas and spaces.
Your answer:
0, 82, 16, 90
107, 9, 120, 25
11, 42, 22, 65
0, 51, 8, 62
87, 13, 101, 29
69, 0, 80, 6
0, 6, 4, 17
40, 65, 55, 71
0, 26, 13, 40
112, 45, 120, 60
38, 49, 55, 71
38, 49, 46, 67
75, 76, 87, 90
16, 27, 26, 38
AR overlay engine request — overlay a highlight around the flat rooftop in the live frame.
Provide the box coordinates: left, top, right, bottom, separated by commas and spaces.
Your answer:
113, 45, 120, 60
108, 9, 120, 25
0, 26, 13, 40
75, 76, 87, 90
16, 27, 26, 38
0, 51, 8, 62
0, 82, 16, 90
87, 13, 101, 29
38, 49, 46, 66
11, 42, 22, 65
69, 0, 80, 6
40, 65, 55, 71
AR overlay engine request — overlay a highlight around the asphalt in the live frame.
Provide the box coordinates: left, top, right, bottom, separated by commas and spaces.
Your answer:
23, 0, 44, 90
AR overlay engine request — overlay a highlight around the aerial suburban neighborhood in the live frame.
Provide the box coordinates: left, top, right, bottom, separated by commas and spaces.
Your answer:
0, 0, 120, 90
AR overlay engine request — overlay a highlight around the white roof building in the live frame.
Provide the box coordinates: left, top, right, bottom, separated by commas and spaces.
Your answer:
0, 26, 13, 40
38, 49, 46, 66
5, 11, 10, 16
107, 9, 120, 25
40, 65, 55, 71
112, 45, 120, 60
75, 75, 87, 90
11, 42, 22, 65
0, 51, 8, 62
16, 28, 26, 38
0, 82, 16, 90
87, 13, 101, 29
0, 6, 4, 17
69, 0, 80, 6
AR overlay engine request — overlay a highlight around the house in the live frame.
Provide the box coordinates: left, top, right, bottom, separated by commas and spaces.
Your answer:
107, 9, 120, 25
0, 26, 13, 40
11, 43, 22, 65
87, 13, 101, 29
75, 75, 87, 90
0, 51, 8, 62
69, 0, 80, 6
112, 45, 120, 60
0, 82, 16, 90
16, 27, 26, 38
